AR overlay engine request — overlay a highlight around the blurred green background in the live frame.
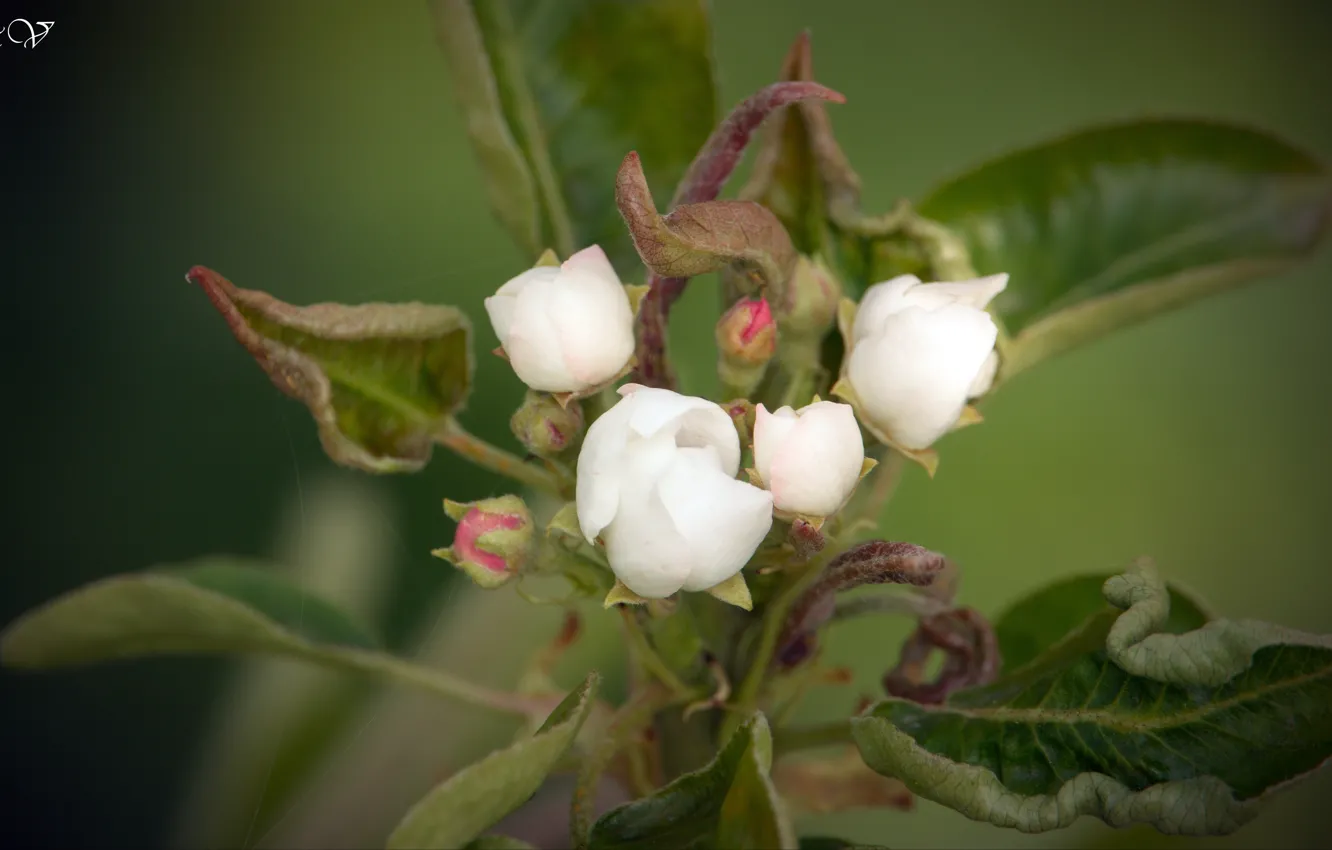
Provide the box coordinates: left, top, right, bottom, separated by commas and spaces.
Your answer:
4, 1, 1331, 847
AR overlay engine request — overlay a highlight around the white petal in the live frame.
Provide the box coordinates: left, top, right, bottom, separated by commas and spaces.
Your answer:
598, 430, 699, 598
483, 293, 518, 345
752, 404, 798, 487
561, 244, 622, 288
656, 448, 773, 592
494, 266, 559, 298
968, 350, 999, 399
847, 305, 998, 450
575, 393, 641, 540
904, 273, 1009, 312
504, 282, 583, 391
768, 401, 864, 516
547, 269, 635, 385
625, 389, 741, 475
853, 275, 921, 344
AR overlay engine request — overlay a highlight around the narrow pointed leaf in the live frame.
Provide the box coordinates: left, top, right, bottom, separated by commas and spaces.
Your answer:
915, 120, 1331, 378
386, 673, 600, 850
851, 561, 1332, 835
995, 570, 1212, 671
189, 266, 471, 473
589, 714, 796, 849
0, 561, 539, 714
429, 0, 717, 273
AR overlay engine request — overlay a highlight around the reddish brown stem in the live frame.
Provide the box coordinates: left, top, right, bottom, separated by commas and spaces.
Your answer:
632, 81, 846, 388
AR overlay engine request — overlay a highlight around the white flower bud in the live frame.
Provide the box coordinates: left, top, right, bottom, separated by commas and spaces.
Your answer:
484, 245, 635, 393
753, 401, 865, 518
576, 384, 774, 599
845, 273, 1007, 450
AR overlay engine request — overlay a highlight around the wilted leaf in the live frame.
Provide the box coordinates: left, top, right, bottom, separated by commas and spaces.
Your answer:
589, 714, 796, 849
851, 561, 1332, 835
616, 151, 796, 292
386, 673, 600, 850
429, 0, 717, 273
0, 560, 541, 714
773, 749, 912, 815
189, 266, 471, 473
915, 120, 1331, 379
995, 570, 1212, 671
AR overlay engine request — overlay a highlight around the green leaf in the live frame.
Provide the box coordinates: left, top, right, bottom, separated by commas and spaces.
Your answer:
851, 560, 1332, 836
994, 570, 1213, 671
189, 266, 471, 473
386, 673, 600, 850
0, 560, 537, 714
589, 713, 796, 850
915, 120, 1331, 379
430, 0, 717, 273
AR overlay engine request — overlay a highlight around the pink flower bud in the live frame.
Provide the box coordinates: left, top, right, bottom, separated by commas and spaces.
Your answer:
432, 495, 533, 589
716, 298, 777, 366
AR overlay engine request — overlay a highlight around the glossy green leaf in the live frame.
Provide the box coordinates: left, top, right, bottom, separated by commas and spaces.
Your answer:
387, 673, 600, 850
851, 560, 1332, 835
0, 560, 529, 712
994, 569, 1213, 671
915, 120, 1331, 378
430, 0, 717, 273
589, 713, 796, 850
189, 266, 471, 473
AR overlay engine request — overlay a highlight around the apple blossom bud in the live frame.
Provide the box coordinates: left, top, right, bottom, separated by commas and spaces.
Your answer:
510, 390, 584, 456
778, 254, 841, 339
754, 401, 865, 518
723, 398, 757, 446
432, 495, 533, 589
843, 273, 1007, 450
484, 245, 635, 394
716, 298, 777, 365
576, 384, 774, 600
715, 298, 776, 393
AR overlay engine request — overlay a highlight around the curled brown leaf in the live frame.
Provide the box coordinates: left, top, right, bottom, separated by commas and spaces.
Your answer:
882, 606, 1000, 704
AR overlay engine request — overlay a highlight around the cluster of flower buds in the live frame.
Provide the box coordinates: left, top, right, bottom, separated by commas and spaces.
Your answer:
441, 242, 1007, 606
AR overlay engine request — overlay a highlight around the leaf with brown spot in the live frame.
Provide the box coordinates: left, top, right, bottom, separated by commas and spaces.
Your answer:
616, 152, 796, 293
189, 266, 471, 473
773, 750, 913, 815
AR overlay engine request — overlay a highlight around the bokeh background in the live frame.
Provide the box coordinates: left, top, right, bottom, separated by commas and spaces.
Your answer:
4, 1, 1332, 847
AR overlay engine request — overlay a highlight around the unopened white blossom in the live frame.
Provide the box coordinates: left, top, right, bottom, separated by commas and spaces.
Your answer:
845, 273, 1007, 450
484, 245, 634, 393
576, 385, 773, 598
753, 401, 864, 517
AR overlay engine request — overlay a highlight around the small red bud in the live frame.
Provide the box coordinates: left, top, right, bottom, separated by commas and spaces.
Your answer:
716, 298, 777, 366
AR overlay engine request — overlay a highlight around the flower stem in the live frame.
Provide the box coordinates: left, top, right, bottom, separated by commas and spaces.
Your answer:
773, 719, 853, 756
620, 608, 694, 699
434, 418, 566, 495
721, 554, 829, 743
